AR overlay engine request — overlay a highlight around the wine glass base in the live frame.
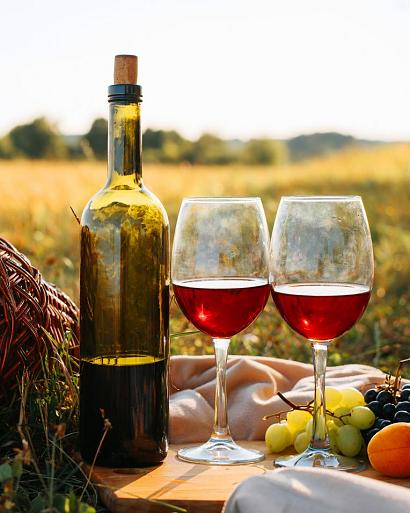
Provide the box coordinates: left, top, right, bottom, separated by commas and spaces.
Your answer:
177, 438, 265, 465
274, 449, 367, 471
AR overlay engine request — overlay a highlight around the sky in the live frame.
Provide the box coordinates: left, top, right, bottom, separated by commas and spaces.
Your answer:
0, 0, 409, 141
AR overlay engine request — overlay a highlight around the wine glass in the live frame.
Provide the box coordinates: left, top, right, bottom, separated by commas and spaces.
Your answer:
270, 196, 373, 470
172, 197, 270, 465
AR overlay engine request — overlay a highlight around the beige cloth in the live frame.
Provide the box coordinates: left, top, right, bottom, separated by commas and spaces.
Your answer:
223, 468, 410, 513
169, 355, 388, 443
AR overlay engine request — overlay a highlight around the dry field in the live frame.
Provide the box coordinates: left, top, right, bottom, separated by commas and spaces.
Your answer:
0, 144, 409, 373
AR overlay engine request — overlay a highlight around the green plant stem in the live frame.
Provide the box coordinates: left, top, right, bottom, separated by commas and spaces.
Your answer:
48, 437, 98, 505
48, 434, 57, 510
17, 374, 48, 494
79, 427, 110, 504
170, 330, 200, 339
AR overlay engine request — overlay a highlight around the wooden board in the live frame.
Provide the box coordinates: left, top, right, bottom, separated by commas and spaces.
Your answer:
89, 442, 410, 513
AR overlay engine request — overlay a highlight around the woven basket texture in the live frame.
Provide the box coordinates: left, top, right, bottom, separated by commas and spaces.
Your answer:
0, 237, 79, 395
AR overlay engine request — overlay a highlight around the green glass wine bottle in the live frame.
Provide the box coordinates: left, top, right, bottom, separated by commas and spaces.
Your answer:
80, 55, 170, 467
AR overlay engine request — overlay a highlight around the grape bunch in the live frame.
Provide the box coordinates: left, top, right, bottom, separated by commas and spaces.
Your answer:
265, 359, 410, 460
265, 386, 374, 458
363, 382, 410, 445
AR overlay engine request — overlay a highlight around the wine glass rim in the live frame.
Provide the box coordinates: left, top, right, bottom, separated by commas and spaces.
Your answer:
181, 196, 262, 203
281, 195, 362, 202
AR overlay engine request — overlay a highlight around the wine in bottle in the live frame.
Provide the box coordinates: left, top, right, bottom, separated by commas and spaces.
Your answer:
80, 55, 170, 467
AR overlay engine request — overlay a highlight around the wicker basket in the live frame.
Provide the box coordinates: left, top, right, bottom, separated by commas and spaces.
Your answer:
0, 237, 79, 396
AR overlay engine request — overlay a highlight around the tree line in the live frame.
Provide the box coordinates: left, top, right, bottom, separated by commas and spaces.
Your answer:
0, 117, 287, 165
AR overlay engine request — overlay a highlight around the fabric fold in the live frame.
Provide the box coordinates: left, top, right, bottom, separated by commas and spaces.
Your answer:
222, 468, 410, 513
169, 355, 387, 443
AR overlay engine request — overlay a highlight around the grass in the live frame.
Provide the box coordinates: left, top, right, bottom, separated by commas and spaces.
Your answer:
0, 334, 100, 512
0, 143, 409, 375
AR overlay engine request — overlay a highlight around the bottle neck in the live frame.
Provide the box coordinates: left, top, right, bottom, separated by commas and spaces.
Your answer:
107, 101, 142, 187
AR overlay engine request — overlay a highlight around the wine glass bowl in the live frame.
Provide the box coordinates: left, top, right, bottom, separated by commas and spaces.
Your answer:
172, 197, 270, 464
173, 278, 270, 339
270, 196, 373, 470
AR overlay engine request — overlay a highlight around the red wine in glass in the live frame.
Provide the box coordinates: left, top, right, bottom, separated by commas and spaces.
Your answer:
270, 196, 374, 471
174, 278, 270, 338
272, 283, 371, 341
172, 197, 270, 465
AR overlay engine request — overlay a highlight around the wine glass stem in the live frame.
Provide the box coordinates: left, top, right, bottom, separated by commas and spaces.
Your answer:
310, 341, 330, 451
211, 338, 232, 440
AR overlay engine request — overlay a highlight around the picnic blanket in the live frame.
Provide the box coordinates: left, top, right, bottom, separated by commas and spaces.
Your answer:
169, 355, 388, 443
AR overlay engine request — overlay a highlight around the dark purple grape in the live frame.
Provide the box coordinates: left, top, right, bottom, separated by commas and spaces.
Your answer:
394, 410, 410, 423
363, 428, 379, 445
382, 403, 396, 420
400, 389, 410, 401
374, 418, 391, 429
395, 401, 410, 413
376, 390, 394, 405
367, 401, 383, 417
364, 388, 378, 404
402, 384, 410, 391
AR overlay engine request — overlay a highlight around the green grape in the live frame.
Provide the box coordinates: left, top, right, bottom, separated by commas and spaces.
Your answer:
326, 419, 338, 432
333, 406, 351, 426
349, 406, 376, 430
294, 431, 310, 453
285, 421, 304, 444
265, 423, 292, 453
286, 410, 312, 431
339, 387, 365, 409
336, 425, 363, 457
325, 387, 342, 411
328, 428, 340, 454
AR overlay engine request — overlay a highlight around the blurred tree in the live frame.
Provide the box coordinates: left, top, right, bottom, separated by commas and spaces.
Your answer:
287, 132, 356, 161
0, 135, 16, 159
241, 138, 288, 165
192, 133, 235, 165
83, 118, 108, 160
9, 118, 67, 159
143, 128, 165, 150
66, 137, 94, 160
143, 129, 193, 163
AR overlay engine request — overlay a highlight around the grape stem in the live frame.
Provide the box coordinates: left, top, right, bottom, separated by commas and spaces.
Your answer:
373, 357, 410, 404
262, 391, 350, 424
262, 392, 311, 420
393, 357, 410, 397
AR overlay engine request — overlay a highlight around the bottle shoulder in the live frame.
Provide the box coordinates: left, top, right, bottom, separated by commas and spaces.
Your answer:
141, 184, 169, 224
81, 184, 169, 230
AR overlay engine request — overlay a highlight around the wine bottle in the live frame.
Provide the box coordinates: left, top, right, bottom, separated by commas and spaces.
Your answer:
80, 55, 170, 467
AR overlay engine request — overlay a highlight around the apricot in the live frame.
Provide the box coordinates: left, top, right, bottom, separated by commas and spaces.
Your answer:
367, 422, 410, 477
